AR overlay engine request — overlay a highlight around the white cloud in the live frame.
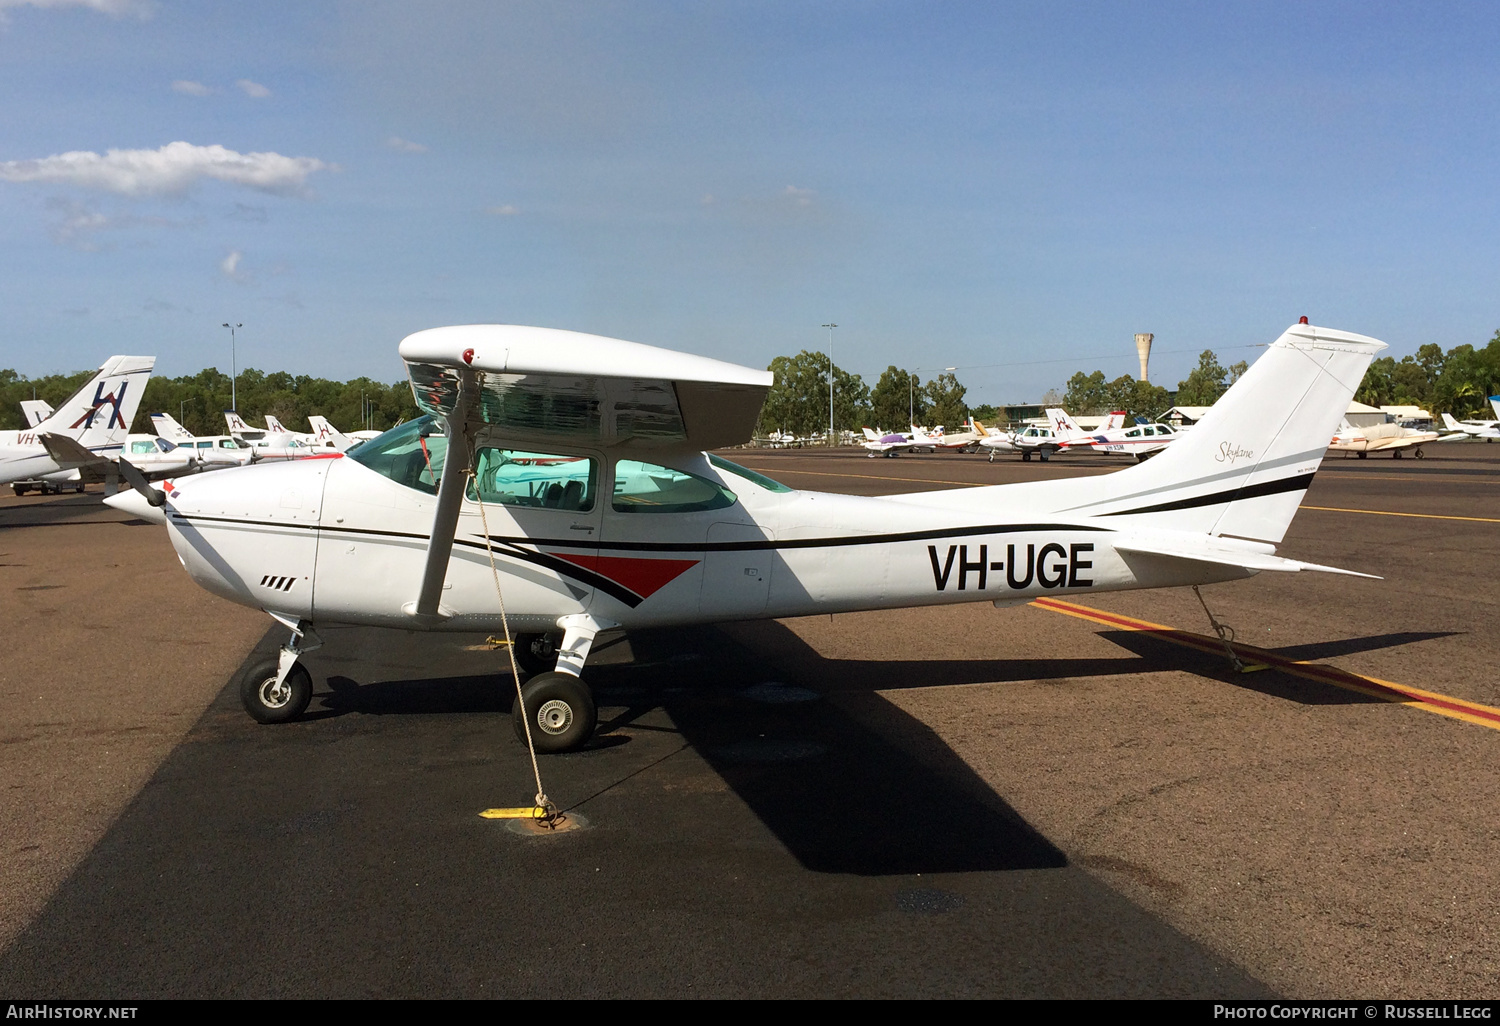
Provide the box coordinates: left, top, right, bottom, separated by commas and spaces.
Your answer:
0, 141, 333, 197
385, 136, 427, 153
220, 249, 245, 280
782, 185, 814, 207
485, 204, 519, 216
171, 79, 210, 96
45, 196, 196, 249
0, 0, 153, 20
236, 79, 271, 99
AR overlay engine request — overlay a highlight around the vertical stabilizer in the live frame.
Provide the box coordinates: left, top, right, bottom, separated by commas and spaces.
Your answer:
36, 356, 155, 453
1042, 324, 1385, 544
150, 412, 196, 442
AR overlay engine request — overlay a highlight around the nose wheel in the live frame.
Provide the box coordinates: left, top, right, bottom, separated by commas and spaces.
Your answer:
513, 672, 597, 753
239, 617, 322, 724
238, 656, 312, 723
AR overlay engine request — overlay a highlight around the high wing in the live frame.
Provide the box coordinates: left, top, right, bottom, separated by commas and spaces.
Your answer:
400, 325, 773, 451
397, 324, 774, 620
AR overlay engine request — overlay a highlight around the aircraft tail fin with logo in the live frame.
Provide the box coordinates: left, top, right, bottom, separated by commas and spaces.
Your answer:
21, 400, 54, 428
1036, 323, 1386, 545
150, 412, 196, 443
1045, 409, 1085, 437
35, 356, 155, 453
1442, 412, 1462, 432
263, 414, 291, 435
307, 415, 352, 449
224, 411, 253, 437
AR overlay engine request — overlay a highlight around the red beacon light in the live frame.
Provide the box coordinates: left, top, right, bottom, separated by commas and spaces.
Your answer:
462, 348, 475, 365
1298, 316, 1309, 324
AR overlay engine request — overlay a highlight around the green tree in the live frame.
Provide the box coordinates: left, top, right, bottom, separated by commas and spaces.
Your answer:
1063, 371, 1108, 416
869, 366, 924, 432
1175, 350, 1230, 406
924, 372, 968, 431
757, 350, 868, 442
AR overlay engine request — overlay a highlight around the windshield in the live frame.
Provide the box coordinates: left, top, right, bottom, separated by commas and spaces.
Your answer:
707, 454, 794, 493
347, 415, 449, 494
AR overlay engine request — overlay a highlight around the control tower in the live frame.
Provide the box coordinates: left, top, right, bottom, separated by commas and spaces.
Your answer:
1135, 332, 1153, 381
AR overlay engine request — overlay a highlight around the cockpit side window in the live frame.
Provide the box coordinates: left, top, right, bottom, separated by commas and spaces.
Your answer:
612, 459, 736, 513
468, 449, 596, 511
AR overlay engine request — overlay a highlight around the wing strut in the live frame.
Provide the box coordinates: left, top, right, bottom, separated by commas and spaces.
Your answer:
403, 368, 476, 625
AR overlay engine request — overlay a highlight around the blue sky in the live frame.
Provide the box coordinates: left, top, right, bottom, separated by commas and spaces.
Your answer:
1, 1, 1497, 404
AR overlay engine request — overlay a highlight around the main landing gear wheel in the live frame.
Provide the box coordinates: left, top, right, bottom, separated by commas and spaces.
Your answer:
513, 672, 597, 754
239, 656, 312, 724
510, 632, 561, 676
1021, 451, 1032, 462
1414, 448, 1425, 459
1357, 451, 1368, 459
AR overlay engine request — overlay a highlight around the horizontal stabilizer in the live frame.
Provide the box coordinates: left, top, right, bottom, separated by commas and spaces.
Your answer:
1115, 537, 1381, 579
37, 432, 104, 469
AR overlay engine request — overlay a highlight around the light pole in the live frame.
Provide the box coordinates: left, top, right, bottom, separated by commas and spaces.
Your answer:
222, 323, 242, 411
821, 323, 837, 445
180, 396, 196, 428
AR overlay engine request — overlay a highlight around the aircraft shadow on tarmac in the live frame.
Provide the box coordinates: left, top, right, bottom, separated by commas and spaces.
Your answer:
303, 622, 1067, 877
1095, 628, 1459, 706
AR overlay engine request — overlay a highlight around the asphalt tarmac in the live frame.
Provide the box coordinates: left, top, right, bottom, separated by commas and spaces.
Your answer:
1, 442, 1496, 998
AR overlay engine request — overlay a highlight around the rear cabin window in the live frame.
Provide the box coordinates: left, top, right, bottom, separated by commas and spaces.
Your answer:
468, 449, 596, 511
612, 460, 736, 514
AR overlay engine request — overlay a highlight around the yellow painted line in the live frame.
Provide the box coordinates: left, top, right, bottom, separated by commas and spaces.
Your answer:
1029, 597, 1500, 732
1300, 505, 1500, 524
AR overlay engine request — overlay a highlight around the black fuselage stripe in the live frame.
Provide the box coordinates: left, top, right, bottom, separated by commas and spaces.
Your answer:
1099, 473, 1315, 517
170, 515, 1112, 553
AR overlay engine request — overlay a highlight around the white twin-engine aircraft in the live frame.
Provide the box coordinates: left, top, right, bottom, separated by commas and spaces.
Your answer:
106, 321, 1384, 753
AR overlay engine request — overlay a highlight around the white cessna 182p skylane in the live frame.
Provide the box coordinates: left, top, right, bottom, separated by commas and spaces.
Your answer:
107, 320, 1383, 753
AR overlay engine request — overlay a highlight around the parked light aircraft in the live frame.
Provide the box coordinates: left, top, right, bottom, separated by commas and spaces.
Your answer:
862, 427, 919, 457
1054, 412, 1181, 461
10, 401, 76, 494
913, 419, 991, 454
1439, 412, 1499, 441
0, 356, 154, 490
1328, 418, 1438, 458
223, 411, 320, 461
149, 413, 255, 466
106, 321, 1383, 754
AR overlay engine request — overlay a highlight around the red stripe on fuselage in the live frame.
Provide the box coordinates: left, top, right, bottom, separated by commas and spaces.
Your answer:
551, 553, 701, 599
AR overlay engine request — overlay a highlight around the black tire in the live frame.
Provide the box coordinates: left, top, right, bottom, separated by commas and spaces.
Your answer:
512, 672, 597, 753
12, 484, 27, 496
510, 632, 561, 676
1414, 448, 1425, 459
1021, 451, 1032, 462
239, 656, 313, 724
1357, 451, 1368, 459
